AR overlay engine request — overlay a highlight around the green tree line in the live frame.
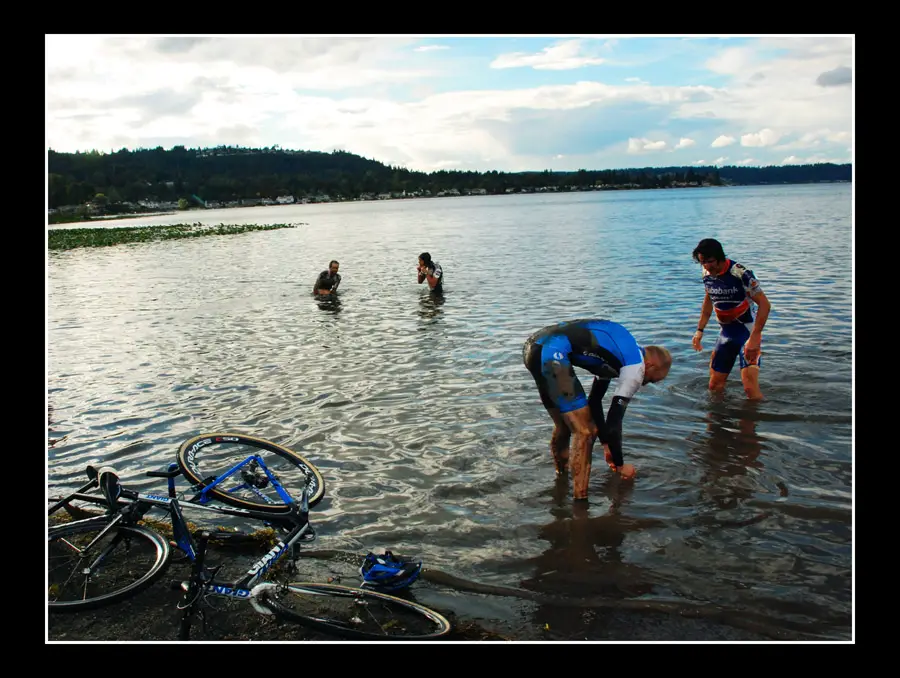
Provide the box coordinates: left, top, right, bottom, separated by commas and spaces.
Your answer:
47, 145, 852, 210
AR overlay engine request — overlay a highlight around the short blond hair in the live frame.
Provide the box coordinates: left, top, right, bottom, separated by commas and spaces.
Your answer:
645, 345, 672, 371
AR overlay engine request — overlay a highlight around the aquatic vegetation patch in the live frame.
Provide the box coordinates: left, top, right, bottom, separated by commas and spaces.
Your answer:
48, 222, 302, 251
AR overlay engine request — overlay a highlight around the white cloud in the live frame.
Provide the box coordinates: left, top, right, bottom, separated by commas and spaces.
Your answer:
414, 45, 449, 52
693, 159, 706, 165
808, 154, 846, 164
782, 155, 802, 164
816, 65, 851, 87
735, 158, 756, 165
627, 137, 668, 153
491, 39, 605, 71
774, 129, 850, 151
741, 128, 781, 147
676, 37, 851, 140
45, 36, 853, 172
713, 156, 729, 165
711, 135, 736, 148
705, 47, 757, 75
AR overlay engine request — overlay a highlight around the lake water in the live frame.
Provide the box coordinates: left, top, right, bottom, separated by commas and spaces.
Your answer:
47, 184, 853, 639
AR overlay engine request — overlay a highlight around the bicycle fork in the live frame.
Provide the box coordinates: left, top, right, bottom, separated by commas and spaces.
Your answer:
176, 531, 212, 641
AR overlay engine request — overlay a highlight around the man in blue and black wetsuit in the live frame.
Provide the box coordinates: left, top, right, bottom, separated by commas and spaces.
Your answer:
523, 319, 672, 500
691, 238, 771, 400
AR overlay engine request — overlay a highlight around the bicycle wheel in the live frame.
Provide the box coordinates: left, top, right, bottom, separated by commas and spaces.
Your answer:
48, 521, 171, 611
261, 582, 451, 640
177, 433, 325, 512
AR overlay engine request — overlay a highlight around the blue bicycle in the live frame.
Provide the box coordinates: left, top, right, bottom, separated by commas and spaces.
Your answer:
48, 433, 451, 640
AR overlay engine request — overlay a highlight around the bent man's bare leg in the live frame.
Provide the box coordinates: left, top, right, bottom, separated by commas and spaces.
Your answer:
547, 408, 571, 474
561, 406, 598, 500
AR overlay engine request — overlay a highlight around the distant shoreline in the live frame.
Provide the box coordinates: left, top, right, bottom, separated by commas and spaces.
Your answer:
48, 180, 851, 225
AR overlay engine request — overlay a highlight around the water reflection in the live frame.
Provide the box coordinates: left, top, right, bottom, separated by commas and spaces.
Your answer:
314, 291, 342, 315
418, 289, 445, 320
690, 404, 766, 512
519, 478, 657, 637
523, 477, 650, 595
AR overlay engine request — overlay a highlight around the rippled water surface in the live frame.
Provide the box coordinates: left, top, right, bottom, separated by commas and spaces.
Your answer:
48, 184, 853, 638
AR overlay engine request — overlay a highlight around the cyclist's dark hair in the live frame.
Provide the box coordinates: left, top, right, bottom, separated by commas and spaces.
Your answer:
329, 260, 339, 267
692, 238, 726, 263
418, 252, 432, 265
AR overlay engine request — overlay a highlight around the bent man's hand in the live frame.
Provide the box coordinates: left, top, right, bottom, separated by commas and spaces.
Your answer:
603, 445, 616, 471
618, 464, 636, 480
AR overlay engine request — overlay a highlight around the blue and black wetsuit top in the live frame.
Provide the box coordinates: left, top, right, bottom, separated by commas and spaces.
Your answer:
524, 319, 645, 467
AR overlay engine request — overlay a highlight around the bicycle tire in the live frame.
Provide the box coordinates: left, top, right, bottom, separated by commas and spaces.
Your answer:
176, 433, 325, 512
48, 521, 171, 612
261, 582, 451, 640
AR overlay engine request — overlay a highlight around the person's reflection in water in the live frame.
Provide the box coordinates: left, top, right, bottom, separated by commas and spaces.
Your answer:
315, 291, 342, 315
690, 402, 767, 512
520, 478, 660, 638
418, 289, 445, 320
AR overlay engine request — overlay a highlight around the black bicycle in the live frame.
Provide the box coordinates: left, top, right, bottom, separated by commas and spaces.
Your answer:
48, 432, 451, 640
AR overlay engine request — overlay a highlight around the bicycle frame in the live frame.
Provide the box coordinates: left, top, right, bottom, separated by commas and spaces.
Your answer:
49, 454, 319, 637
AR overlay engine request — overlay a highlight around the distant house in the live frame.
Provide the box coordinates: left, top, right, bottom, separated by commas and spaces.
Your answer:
275, 195, 295, 204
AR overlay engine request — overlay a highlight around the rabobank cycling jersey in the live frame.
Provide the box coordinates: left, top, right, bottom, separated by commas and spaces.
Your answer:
702, 259, 762, 325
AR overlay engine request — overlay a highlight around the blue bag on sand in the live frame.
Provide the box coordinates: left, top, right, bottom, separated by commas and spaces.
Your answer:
359, 550, 422, 591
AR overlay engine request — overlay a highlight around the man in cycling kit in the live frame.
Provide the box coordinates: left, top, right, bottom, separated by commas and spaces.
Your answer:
691, 238, 771, 400
523, 319, 671, 500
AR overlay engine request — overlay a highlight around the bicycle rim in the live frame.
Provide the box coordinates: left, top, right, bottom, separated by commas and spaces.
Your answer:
48, 522, 170, 611
177, 433, 325, 512
262, 582, 451, 640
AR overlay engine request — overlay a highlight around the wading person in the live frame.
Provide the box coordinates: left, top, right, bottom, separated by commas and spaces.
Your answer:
522, 319, 671, 501
313, 260, 341, 296
416, 252, 443, 293
691, 238, 771, 400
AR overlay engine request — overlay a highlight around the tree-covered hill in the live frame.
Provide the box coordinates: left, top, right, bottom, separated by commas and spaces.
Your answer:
47, 145, 851, 210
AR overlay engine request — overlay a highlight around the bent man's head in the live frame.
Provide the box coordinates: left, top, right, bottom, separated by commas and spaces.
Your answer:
643, 346, 672, 384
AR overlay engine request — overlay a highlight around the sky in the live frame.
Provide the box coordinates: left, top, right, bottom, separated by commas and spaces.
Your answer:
45, 35, 853, 173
